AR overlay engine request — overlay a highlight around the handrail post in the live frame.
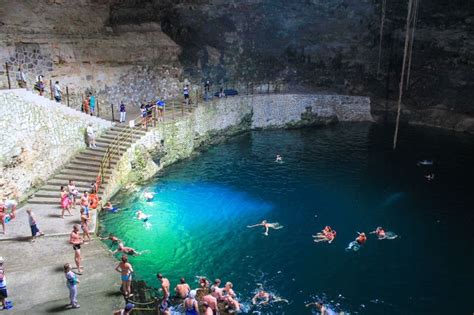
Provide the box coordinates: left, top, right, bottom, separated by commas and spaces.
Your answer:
111, 104, 115, 122
50, 80, 54, 100
96, 98, 100, 117
181, 101, 184, 117
5, 62, 11, 89
66, 86, 70, 107
172, 101, 175, 120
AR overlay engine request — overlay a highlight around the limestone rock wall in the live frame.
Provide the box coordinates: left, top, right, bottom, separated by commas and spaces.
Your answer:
0, 89, 112, 199
0, 0, 184, 120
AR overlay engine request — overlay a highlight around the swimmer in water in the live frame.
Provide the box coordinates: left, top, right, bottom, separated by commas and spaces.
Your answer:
247, 220, 283, 236
136, 210, 150, 222
111, 242, 140, 256
275, 154, 282, 162
313, 226, 336, 243
252, 290, 288, 305
356, 232, 367, 245
417, 159, 434, 166
305, 302, 337, 315
370, 227, 386, 239
103, 201, 117, 212
99, 233, 121, 244
425, 173, 435, 181
370, 226, 398, 240
143, 191, 154, 201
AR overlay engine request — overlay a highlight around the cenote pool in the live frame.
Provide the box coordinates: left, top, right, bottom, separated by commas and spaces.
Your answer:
99, 123, 474, 314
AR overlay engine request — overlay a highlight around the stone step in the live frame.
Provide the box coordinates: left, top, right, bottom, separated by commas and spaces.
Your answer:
61, 164, 112, 173
87, 145, 129, 154
100, 133, 143, 141
69, 159, 117, 168
54, 173, 110, 182
94, 142, 130, 150
110, 125, 147, 133
64, 162, 108, 172
95, 137, 135, 145
28, 197, 61, 205
47, 178, 96, 188
33, 190, 106, 199
39, 184, 93, 192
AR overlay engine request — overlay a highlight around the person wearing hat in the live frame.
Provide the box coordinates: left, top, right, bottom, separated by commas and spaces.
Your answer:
183, 290, 199, 315
113, 302, 134, 315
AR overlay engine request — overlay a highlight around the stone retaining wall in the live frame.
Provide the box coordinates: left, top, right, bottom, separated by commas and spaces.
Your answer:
0, 90, 112, 199
101, 93, 371, 200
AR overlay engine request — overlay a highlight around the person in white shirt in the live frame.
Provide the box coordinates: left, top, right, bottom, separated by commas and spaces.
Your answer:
54, 81, 62, 103
86, 124, 96, 148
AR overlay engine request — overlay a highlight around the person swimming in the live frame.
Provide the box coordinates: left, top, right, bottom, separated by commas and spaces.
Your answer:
143, 191, 154, 201
370, 227, 398, 240
313, 226, 337, 243
356, 232, 367, 245
247, 220, 284, 236
370, 227, 386, 239
346, 232, 367, 251
305, 302, 337, 315
275, 154, 283, 162
252, 290, 288, 305
103, 201, 118, 213
417, 159, 434, 166
99, 233, 121, 244
425, 173, 435, 181
111, 242, 140, 256
136, 210, 150, 222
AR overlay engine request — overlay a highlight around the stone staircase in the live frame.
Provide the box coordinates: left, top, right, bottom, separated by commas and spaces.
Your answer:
29, 125, 147, 205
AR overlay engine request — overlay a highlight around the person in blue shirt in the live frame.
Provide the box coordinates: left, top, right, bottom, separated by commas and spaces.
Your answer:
156, 99, 165, 122
119, 102, 126, 123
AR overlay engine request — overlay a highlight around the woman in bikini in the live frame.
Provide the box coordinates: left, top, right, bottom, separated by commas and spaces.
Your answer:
115, 255, 134, 298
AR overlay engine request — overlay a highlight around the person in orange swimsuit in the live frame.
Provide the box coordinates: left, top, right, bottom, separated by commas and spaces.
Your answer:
356, 232, 367, 245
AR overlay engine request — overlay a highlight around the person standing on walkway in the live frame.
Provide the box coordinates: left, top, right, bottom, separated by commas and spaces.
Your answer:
89, 93, 96, 116
86, 124, 96, 148
115, 255, 133, 298
26, 209, 44, 241
156, 99, 165, 122
69, 225, 84, 274
34, 75, 45, 96
0, 257, 9, 310
64, 263, 80, 309
16, 66, 27, 88
82, 94, 90, 114
80, 208, 91, 244
183, 84, 190, 108
119, 102, 126, 123
53, 81, 62, 103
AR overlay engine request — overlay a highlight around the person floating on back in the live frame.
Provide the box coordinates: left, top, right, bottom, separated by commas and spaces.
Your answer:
247, 220, 284, 236
313, 226, 337, 244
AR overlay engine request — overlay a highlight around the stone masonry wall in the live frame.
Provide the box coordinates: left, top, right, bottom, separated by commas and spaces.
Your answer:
101, 93, 371, 200
0, 90, 112, 200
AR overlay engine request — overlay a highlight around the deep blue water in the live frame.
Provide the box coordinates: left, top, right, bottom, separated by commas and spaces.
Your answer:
101, 123, 474, 314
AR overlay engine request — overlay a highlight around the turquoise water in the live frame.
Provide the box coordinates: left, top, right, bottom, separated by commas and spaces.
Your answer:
100, 123, 474, 314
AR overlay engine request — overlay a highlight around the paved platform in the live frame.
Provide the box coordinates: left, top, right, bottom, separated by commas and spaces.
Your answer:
0, 236, 124, 314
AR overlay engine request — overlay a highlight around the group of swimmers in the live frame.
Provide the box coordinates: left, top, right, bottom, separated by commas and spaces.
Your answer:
310, 225, 397, 251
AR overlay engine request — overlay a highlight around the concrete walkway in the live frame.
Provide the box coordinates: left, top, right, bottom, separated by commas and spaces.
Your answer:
0, 236, 123, 314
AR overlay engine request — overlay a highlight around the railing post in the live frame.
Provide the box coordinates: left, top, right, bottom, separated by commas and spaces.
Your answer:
5, 62, 11, 89
96, 98, 100, 117
50, 80, 54, 100
172, 101, 175, 120
181, 101, 184, 117
111, 104, 115, 122
66, 86, 70, 107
